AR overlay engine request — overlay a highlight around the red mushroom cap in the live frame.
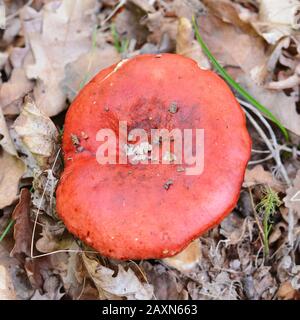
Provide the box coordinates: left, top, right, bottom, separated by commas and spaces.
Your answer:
56, 54, 251, 260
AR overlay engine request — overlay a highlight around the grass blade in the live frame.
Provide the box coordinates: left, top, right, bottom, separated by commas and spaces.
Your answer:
0, 219, 15, 242
192, 16, 289, 141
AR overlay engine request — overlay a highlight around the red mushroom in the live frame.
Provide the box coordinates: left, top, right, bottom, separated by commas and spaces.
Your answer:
56, 54, 251, 260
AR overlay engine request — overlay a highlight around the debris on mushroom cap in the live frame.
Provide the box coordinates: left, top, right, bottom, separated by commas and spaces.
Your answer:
56, 54, 251, 260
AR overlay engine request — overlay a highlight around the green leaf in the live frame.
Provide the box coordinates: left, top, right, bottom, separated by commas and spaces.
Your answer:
192, 16, 289, 141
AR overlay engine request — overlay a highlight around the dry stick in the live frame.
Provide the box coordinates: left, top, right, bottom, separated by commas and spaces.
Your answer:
252, 146, 300, 157
248, 154, 273, 165
100, 0, 127, 27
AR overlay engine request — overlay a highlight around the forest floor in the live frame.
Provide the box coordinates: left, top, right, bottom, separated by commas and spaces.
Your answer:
0, 0, 300, 300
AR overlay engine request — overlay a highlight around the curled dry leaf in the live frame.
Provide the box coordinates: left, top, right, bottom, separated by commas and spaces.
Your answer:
163, 239, 201, 273
10, 188, 32, 258
243, 165, 285, 192
284, 170, 300, 219
82, 254, 153, 300
0, 108, 26, 209
14, 97, 59, 168
24, 0, 100, 116
35, 223, 73, 254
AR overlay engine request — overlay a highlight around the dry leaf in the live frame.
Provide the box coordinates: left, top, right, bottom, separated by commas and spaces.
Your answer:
277, 281, 300, 300
243, 165, 285, 192
82, 254, 153, 300
220, 213, 246, 244
14, 97, 59, 168
239, 75, 300, 136
0, 244, 18, 300
0, 106, 18, 156
10, 188, 32, 258
198, 14, 268, 83
35, 225, 73, 254
163, 239, 201, 272
0, 245, 32, 300
176, 17, 210, 69
0, 68, 34, 115
0, 108, 26, 209
0, 264, 16, 300
24, 0, 99, 116
142, 261, 188, 300
284, 170, 300, 219
252, 0, 300, 44
62, 46, 120, 102
0, 151, 25, 209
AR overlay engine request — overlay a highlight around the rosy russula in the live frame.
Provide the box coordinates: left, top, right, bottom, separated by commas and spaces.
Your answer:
56, 54, 251, 260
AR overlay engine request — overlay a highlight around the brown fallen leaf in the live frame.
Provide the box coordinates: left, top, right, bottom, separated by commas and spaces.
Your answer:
220, 213, 247, 244
284, 170, 300, 219
82, 254, 153, 300
198, 14, 268, 84
24, 0, 100, 116
10, 188, 32, 258
142, 261, 188, 300
0, 68, 34, 115
0, 244, 33, 300
14, 97, 59, 168
0, 106, 18, 156
243, 165, 285, 192
35, 221, 73, 254
163, 239, 201, 273
238, 74, 300, 136
0, 246, 17, 300
0, 151, 25, 209
0, 264, 16, 300
277, 281, 300, 300
0, 106, 26, 209
62, 46, 120, 102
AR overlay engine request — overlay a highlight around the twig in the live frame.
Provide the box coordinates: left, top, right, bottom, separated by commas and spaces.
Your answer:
100, 0, 126, 27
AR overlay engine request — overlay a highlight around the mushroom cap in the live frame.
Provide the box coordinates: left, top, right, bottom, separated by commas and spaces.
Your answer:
56, 54, 251, 260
